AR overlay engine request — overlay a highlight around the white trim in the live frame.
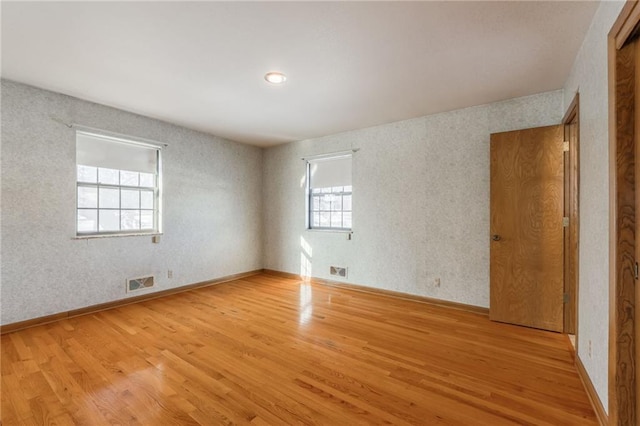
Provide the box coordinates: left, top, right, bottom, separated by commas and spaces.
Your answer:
48, 116, 169, 148
301, 149, 358, 162
306, 229, 353, 234
75, 128, 167, 150
73, 232, 163, 240
156, 149, 164, 233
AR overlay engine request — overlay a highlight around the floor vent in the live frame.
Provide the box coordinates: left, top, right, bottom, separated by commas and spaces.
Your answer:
330, 266, 348, 278
127, 276, 154, 293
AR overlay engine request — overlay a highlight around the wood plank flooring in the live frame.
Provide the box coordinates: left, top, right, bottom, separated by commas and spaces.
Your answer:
1, 273, 597, 425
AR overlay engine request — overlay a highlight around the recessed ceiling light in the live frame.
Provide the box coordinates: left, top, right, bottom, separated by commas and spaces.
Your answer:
264, 72, 287, 84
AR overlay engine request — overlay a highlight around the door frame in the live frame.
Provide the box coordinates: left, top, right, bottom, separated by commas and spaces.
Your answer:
609, 1, 640, 424
563, 93, 579, 337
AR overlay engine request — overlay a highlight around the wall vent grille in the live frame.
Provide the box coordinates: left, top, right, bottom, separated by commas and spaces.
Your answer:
330, 266, 348, 278
127, 276, 154, 293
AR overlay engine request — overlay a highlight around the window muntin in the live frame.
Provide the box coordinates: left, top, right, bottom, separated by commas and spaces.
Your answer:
307, 154, 352, 231
76, 131, 160, 236
309, 186, 352, 230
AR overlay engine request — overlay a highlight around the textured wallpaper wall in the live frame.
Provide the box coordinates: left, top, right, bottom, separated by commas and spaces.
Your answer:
263, 90, 563, 308
563, 0, 625, 412
1, 80, 263, 325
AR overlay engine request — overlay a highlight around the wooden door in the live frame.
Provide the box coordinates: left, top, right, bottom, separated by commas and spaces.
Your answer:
490, 125, 565, 332
635, 32, 640, 426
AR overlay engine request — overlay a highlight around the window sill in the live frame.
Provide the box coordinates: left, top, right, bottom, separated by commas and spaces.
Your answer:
73, 232, 163, 240
306, 228, 353, 234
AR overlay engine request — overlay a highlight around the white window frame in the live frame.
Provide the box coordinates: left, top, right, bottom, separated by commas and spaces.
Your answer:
306, 153, 353, 232
75, 131, 163, 237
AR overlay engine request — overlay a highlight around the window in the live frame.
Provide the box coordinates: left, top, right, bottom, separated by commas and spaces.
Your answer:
307, 154, 352, 231
76, 131, 161, 236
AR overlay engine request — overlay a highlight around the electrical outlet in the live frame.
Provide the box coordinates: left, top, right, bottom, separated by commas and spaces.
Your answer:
434, 278, 441, 288
168, 270, 173, 279
588, 340, 592, 359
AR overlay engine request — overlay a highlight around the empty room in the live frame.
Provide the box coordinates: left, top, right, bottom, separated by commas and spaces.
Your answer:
1, 1, 639, 425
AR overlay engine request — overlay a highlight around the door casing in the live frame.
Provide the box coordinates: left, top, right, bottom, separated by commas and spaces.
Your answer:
562, 94, 580, 337
609, 2, 640, 424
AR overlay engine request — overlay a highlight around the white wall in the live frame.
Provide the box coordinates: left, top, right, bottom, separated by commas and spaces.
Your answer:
263, 91, 563, 308
0, 80, 263, 325
563, 0, 625, 413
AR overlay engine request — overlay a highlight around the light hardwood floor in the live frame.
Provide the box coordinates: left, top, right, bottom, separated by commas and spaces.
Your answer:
1, 273, 597, 425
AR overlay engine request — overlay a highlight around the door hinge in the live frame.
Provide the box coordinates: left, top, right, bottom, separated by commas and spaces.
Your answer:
563, 217, 570, 227
563, 293, 570, 304
563, 141, 570, 152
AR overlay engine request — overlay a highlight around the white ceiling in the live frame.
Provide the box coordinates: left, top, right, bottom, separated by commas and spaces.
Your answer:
1, 1, 599, 147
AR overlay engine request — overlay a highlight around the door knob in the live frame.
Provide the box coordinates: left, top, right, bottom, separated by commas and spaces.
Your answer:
492, 234, 501, 241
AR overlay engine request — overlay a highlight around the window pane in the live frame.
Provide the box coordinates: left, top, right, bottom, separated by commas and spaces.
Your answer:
319, 212, 330, 227
343, 212, 352, 229
140, 191, 154, 209
331, 195, 342, 211
140, 173, 155, 187
121, 170, 139, 186
320, 195, 331, 211
312, 212, 320, 227
332, 186, 343, 193
77, 165, 97, 183
321, 187, 332, 194
77, 187, 97, 208
312, 196, 320, 211
99, 188, 119, 209
343, 194, 352, 211
121, 189, 140, 209
98, 168, 119, 185
99, 210, 120, 231
331, 212, 342, 228
121, 210, 140, 230
344, 185, 353, 192
140, 211, 154, 229
77, 209, 97, 232
312, 188, 322, 194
